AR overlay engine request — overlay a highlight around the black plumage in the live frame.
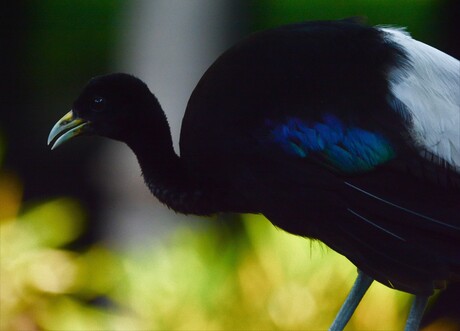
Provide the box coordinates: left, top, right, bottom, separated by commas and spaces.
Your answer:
48, 19, 460, 329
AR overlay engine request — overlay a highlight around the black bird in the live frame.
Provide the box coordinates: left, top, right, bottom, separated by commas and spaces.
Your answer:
48, 20, 460, 330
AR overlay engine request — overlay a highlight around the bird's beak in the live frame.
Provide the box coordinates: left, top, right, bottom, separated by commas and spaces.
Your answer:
47, 110, 91, 150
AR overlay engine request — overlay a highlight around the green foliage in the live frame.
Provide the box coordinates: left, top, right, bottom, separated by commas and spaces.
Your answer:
27, 0, 122, 87
250, 0, 442, 45
0, 137, 412, 330
0, 196, 411, 329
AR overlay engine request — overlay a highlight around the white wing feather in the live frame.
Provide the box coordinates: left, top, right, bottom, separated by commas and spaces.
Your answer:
382, 27, 460, 171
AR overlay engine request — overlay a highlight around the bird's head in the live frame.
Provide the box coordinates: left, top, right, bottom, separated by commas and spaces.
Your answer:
48, 73, 161, 149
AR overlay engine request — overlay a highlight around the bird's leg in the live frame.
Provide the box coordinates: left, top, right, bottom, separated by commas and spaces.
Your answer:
404, 295, 429, 331
329, 270, 373, 331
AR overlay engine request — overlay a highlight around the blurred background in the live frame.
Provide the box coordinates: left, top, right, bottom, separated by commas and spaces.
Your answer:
1, 0, 459, 330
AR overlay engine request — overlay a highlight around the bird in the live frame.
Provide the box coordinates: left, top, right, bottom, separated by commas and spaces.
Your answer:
48, 19, 460, 330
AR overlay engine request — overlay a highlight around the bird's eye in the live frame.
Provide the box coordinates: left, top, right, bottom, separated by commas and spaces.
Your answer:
91, 96, 106, 112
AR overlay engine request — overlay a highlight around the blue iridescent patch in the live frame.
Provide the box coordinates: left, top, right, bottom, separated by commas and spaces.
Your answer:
266, 115, 395, 173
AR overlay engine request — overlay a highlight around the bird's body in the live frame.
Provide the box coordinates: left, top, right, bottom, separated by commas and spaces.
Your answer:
181, 20, 460, 294
48, 19, 460, 329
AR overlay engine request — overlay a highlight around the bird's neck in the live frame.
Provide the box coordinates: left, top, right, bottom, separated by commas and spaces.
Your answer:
124, 112, 218, 216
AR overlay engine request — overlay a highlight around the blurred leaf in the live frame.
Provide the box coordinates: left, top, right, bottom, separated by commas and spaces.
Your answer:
0, 197, 85, 330
76, 245, 124, 298
27, 249, 79, 294
20, 198, 85, 248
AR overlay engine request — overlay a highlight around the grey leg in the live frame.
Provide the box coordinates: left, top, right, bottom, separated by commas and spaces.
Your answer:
329, 270, 373, 331
404, 295, 429, 331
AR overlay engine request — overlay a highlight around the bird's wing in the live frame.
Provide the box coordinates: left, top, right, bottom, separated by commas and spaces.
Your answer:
382, 27, 460, 172
253, 108, 460, 294
257, 108, 460, 228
